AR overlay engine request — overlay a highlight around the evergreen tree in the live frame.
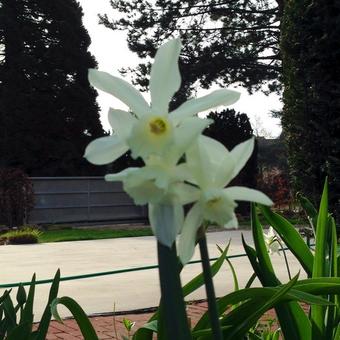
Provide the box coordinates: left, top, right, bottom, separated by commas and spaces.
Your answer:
100, 0, 283, 106
0, 0, 105, 176
281, 0, 340, 220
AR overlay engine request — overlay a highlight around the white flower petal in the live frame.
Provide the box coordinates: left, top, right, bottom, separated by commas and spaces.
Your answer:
150, 39, 182, 114
201, 190, 237, 226
224, 213, 239, 229
84, 136, 128, 165
171, 89, 240, 122
168, 117, 212, 163
224, 186, 273, 206
88, 69, 150, 117
186, 136, 231, 189
230, 138, 255, 179
178, 203, 203, 264
125, 180, 165, 205
105, 168, 139, 182
149, 204, 184, 247
170, 183, 200, 205
108, 109, 137, 141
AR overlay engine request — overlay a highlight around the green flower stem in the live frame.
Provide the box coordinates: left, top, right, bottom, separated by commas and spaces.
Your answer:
157, 242, 191, 340
198, 235, 223, 340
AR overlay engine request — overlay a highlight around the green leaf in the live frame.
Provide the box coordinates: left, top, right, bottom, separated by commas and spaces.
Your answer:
251, 204, 278, 284
245, 272, 257, 289
311, 179, 329, 339
241, 235, 264, 281
123, 318, 135, 332
51, 297, 99, 340
35, 269, 61, 340
2, 295, 17, 334
183, 242, 229, 297
0, 290, 11, 304
250, 204, 311, 340
297, 192, 318, 232
20, 274, 36, 328
16, 284, 27, 306
191, 325, 233, 338
217, 243, 239, 292
223, 274, 301, 339
194, 284, 330, 332
294, 278, 340, 293
325, 217, 338, 339
6, 322, 31, 340
260, 204, 314, 276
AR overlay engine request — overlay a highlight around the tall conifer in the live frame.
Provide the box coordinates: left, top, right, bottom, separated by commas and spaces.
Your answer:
0, 0, 105, 175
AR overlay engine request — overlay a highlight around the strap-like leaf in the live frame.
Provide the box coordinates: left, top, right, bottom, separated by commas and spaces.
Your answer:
260, 204, 314, 276
224, 274, 301, 339
51, 296, 99, 340
20, 274, 36, 328
297, 192, 318, 232
311, 179, 329, 339
35, 269, 61, 340
251, 204, 311, 340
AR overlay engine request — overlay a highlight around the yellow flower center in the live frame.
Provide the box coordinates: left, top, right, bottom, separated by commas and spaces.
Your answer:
149, 118, 167, 135
206, 197, 222, 207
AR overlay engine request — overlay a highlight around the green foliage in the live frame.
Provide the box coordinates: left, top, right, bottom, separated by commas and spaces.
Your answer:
257, 135, 288, 174
1, 227, 42, 244
100, 0, 282, 105
281, 0, 340, 221
51, 296, 99, 340
0, 270, 60, 340
0, 168, 34, 228
253, 179, 340, 339
0, 0, 105, 176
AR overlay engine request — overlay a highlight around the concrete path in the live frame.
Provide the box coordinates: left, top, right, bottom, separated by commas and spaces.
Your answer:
0, 230, 305, 320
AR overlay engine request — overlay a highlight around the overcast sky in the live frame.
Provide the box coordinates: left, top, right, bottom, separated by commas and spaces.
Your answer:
78, 0, 282, 137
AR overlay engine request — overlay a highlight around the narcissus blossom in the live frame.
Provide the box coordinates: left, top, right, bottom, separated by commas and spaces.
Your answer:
178, 136, 273, 264
84, 38, 240, 164
264, 227, 281, 255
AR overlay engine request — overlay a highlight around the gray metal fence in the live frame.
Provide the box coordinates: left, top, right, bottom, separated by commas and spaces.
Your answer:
29, 177, 148, 224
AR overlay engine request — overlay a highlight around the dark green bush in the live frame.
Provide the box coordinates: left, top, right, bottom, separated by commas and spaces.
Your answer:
0, 168, 35, 228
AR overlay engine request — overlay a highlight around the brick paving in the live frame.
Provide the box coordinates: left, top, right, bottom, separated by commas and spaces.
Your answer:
43, 301, 286, 339
43, 301, 209, 340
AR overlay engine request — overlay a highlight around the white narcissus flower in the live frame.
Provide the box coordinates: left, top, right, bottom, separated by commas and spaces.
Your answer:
105, 147, 200, 247
178, 136, 274, 264
84, 38, 240, 164
264, 227, 281, 255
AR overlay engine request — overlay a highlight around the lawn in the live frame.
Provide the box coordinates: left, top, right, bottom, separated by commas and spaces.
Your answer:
39, 227, 153, 243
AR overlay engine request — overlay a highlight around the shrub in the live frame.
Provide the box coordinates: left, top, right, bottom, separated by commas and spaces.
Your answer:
0, 168, 35, 228
1, 227, 42, 244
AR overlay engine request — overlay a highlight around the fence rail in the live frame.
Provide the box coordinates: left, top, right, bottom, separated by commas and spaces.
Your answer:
29, 177, 148, 224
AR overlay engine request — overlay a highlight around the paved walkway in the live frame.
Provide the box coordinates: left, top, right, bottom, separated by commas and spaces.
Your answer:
43, 301, 209, 339
0, 230, 305, 321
